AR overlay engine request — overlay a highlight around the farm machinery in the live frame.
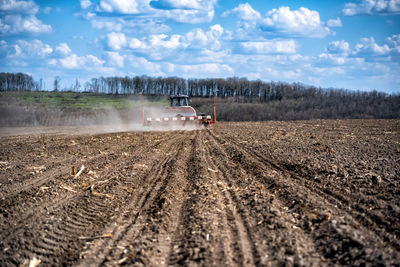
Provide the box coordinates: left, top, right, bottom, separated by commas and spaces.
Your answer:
142, 94, 216, 128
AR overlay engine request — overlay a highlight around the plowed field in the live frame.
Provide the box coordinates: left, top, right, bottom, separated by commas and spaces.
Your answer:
0, 120, 399, 266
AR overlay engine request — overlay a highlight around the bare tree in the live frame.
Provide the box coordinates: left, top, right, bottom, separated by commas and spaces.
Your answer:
53, 76, 61, 92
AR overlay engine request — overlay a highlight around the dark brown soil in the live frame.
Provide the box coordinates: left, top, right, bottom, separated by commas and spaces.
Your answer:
0, 119, 399, 266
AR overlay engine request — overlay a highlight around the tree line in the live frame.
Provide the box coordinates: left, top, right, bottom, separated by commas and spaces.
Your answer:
1, 72, 398, 120
0, 72, 39, 91
1, 72, 397, 100
82, 76, 333, 102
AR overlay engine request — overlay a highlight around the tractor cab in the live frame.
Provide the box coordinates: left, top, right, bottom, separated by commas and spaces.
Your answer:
170, 95, 189, 107
166, 95, 196, 117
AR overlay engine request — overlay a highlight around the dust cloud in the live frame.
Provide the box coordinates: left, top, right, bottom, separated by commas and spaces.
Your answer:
0, 100, 201, 137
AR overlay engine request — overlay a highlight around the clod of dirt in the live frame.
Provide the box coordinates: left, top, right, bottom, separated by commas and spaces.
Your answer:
367, 172, 382, 184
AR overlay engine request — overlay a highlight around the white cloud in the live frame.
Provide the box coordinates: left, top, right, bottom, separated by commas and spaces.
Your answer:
106, 51, 124, 67
98, 0, 141, 14
11, 39, 52, 58
120, 19, 170, 34
261, 7, 331, 38
86, 55, 104, 66
148, 34, 183, 49
184, 24, 224, 50
2, 39, 52, 66
354, 37, 391, 55
128, 55, 163, 74
0, 14, 52, 35
311, 65, 346, 76
327, 18, 342, 27
327, 40, 350, 54
60, 54, 104, 69
386, 34, 400, 53
150, 0, 217, 23
225, 5, 335, 39
106, 32, 127, 50
59, 54, 81, 69
80, 0, 91, 9
315, 35, 400, 82
159, 7, 214, 23
0, 0, 38, 14
128, 34, 185, 60
91, 19, 122, 31
222, 3, 261, 21
150, 0, 211, 10
318, 53, 347, 65
0, 1, 52, 35
129, 37, 148, 49
343, 0, 400, 16
87, 14, 170, 34
386, 34, 400, 45
55, 43, 71, 56
95, 0, 217, 24
125, 24, 225, 61
240, 40, 297, 54
175, 63, 234, 77
194, 49, 231, 63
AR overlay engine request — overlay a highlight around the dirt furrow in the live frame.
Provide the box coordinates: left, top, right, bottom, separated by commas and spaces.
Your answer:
0, 131, 165, 199
0, 131, 170, 243
207, 129, 400, 265
0, 131, 183, 265
204, 129, 323, 266
1, 120, 398, 266
76, 131, 194, 266
167, 131, 221, 266
198, 130, 258, 266
213, 121, 400, 248
0, 133, 119, 193
222, 130, 400, 250
100, 133, 193, 266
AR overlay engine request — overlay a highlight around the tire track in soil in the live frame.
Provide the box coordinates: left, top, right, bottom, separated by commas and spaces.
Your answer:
222, 131, 400, 250
207, 130, 400, 265
213, 122, 400, 249
1, 132, 165, 198
203, 130, 323, 266
3, 131, 181, 265
0, 132, 167, 207
0, 131, 171, 245
196, 130, 258, 266
273, 161, 400, 248
0, 131, 185, 266
166, 130, 222, 266
76, 130, 195, 266
2, 121, 398, 266
0, 134, 112, 195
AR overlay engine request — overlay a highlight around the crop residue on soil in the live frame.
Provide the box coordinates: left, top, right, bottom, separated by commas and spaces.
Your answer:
0, 119, 399, 266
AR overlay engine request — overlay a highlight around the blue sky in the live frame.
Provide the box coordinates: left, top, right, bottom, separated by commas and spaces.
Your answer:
1, 0, 399, 93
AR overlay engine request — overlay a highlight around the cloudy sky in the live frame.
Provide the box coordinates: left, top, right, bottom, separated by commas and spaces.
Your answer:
0, 0, 399, 93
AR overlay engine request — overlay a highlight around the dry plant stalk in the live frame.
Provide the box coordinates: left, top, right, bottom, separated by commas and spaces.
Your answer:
74, 165, 85, 178
61, 185, 76, 193
208, 168, 218, 173
90, 185, 113, 199
29, 257, 41, 267
78, 233, 112, 240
